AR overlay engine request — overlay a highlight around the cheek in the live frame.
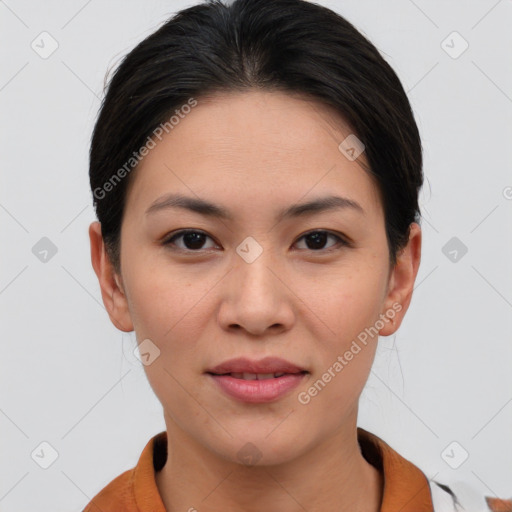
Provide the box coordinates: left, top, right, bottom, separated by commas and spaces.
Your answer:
123, 262, 223, 409
300, 261, 388, 340
123, 250, 211, 341
126, 264, 211, 413
296, 264, 386, 398
297, 289, 381, 426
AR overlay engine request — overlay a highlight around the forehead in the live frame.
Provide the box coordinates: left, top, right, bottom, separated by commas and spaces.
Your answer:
124, 90, 382, 221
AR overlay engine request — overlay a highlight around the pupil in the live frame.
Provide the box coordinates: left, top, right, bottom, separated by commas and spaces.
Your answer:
184, 232, 205, 249
306, 232, 326, 250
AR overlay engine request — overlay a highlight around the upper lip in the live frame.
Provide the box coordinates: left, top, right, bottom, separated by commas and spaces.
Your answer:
206, 357, 308, 375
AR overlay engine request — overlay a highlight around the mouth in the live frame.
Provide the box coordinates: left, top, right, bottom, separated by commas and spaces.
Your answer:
206, 356, 309, 377
206, 370, 309, 380
206, 370, 309, 403
205, 357, 310, 402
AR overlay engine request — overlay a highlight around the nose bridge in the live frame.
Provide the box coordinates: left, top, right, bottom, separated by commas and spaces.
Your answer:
219, 234, 294, 334
233, 235, 279, 297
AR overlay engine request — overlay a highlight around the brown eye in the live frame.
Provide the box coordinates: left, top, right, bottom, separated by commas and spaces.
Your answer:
294, 230, 349, 251
162, 229, 351, 254
163, 230, 217, 251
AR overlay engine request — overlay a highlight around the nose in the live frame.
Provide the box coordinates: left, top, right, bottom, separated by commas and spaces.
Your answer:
217, 248, 295, 337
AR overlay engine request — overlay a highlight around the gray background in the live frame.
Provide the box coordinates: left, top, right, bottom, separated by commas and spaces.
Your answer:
1, 0, 511, 510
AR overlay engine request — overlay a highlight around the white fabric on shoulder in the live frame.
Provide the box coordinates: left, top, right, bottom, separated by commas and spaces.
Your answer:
429, 480, 462, 512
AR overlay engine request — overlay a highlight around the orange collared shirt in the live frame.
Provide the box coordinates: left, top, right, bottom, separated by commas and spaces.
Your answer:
83, 427, 439, 512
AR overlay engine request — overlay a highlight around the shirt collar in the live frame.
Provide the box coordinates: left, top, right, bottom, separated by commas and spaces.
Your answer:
133, 427, 434, 512
357, 427, 434, 512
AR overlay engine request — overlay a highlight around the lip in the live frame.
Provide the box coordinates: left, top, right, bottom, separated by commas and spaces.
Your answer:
207, 372, 308, 403
206, 356, 307, 375
205, 356, 309, 404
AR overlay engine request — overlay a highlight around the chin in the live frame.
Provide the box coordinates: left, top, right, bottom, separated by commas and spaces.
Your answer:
207, 432, 309, 468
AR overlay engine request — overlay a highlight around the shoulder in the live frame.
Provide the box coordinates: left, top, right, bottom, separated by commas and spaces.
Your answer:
81, 431, 167, 512
82, 468, 137, 512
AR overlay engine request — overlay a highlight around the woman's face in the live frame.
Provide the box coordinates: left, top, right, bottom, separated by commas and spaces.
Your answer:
92, 90, 420, 465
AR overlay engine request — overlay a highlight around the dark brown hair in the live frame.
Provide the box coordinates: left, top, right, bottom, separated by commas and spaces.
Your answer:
89, 0, 423, 274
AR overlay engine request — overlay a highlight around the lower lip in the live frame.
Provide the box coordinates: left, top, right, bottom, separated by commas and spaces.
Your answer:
207, 372, 307, 403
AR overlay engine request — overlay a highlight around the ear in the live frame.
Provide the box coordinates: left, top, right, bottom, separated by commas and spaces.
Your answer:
379, 222, 422, 336
89, 221, 134, 332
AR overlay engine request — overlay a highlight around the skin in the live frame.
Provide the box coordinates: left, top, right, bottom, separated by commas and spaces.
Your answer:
89, 90, 421, 512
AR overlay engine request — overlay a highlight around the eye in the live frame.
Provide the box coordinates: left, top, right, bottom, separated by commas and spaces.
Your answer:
162, 229, 350, 253
294, 230, 349, 252
162, 230, 218, 252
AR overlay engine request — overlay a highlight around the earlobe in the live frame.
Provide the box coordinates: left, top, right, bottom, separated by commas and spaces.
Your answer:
379, 222, 422, 337
88, 221, 134, 332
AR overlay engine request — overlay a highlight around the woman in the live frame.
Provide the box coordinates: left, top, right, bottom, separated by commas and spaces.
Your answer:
84, 0, 466, 510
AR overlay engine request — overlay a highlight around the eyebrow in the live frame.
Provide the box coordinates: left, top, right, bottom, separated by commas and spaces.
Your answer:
145, 192, 365, 220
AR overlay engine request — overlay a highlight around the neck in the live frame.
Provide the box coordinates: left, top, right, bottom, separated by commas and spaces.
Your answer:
156, 415, 383, 512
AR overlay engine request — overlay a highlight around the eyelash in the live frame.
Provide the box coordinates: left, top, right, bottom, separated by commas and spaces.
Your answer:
161, 229, 352, 254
